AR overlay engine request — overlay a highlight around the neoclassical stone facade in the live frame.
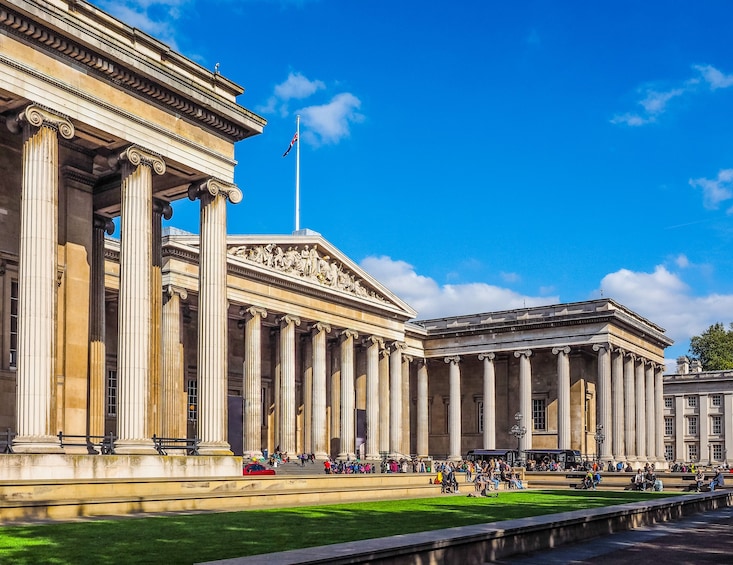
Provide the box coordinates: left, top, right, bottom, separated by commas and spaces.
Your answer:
0, 0, 675, 479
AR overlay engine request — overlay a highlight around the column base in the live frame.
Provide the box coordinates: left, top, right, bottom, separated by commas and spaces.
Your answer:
198, 441, 233, 456
114, 439, 158, 455
337, 452, 356, 461
12, 435, 63, 454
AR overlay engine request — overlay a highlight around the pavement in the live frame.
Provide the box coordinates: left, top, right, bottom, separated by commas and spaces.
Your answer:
497, 505, 733, 564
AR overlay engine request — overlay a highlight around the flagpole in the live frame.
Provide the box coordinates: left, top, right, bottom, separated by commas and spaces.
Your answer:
295, 115, 300, 232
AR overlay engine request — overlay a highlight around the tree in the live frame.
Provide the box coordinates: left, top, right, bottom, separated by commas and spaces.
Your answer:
689, 322, 733, 371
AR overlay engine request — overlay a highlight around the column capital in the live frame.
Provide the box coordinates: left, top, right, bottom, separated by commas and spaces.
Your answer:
152, 198, 173, 220
364, 335, 384, 349
279, 314, 301, 328
478, 352, 496, 361
403, 354, 414, 364
118, 145, 166, 175
8, 102, 74, 139
444, 355, 461, 365
593, 343, 612, 353
242, 305, 267, 320
390, 340, 407, 352
514, 349, 533, 359
552, 346, 571, 355
312, 321, 331, 334
165, 284, 188, 301
93, 215, 115, 235
188, 178, 242, 204
341, 328, 359, 340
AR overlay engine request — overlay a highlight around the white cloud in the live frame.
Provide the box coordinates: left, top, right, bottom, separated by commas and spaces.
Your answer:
274, 72, 326, 101
298, 93, 364, 145
694, 64, 733, 90
359, 256, 558, 320
500, 271, 521, 283
689, 169, 733, 209
674, 254, 690, 268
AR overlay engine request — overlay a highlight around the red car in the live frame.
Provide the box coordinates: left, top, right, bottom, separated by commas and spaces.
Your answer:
243, 463, 276, 476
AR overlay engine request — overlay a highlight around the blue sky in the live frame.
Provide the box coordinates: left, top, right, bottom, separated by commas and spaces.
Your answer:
93, 0, 733, 366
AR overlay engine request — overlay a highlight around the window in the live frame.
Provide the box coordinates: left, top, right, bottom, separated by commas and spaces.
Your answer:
687, 443, 698, 462
664, 396, 673, 409
713, 444, 723, 461
9, 280, 18, 369
664, 417, 673, 437
686, 396, 697, 409
477, 400, 484, 434
187, 379, 198, 421
532, 398, 546, 431
687, 416, 698, 436
712, 415, 722, 435
711, 394, 722, 407
106, 369, 117, 417
664, 444, 674, 462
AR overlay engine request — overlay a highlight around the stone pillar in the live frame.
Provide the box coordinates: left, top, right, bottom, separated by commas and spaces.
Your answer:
635, 357, 646, 462
115, 146, 165, 454
278, 315, 301, 456
699, 392, 709, 466
378, 346, 390, 454
401, 354, 412, 456
478, 353, 496, 449
338, 329, 357, 460
623, 352, 636, 461
552, 346, 571, 450
243, 306, 267, 459
674, 395, 684, 463
593, 343, 613, 461
188, 179, 241, 455
301, 336, 313, 455
645, 361, 656, 463
10, 104, 74, 453
389, 342, 405, 457
514, 349, 533, 454
611, 348, 625, 461
162, 285, 188, 438
365, 337, 382, 460
89, 216, 114, 438
445, 356, 462, 461
311, 322, 330, 459
655, 365, 665, 466
416, 359, 429, 458
329, 341, 340, 458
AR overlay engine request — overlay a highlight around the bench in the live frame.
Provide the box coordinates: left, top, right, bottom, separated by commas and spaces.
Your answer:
57, 431, 116, 454
0, 428, 15, 453
152, 435, 200, 456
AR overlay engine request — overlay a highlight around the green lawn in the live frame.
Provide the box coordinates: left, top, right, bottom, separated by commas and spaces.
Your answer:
0, 490, 674, 564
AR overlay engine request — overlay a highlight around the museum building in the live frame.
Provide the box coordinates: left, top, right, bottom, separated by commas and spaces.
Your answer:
0, 0, 675, 480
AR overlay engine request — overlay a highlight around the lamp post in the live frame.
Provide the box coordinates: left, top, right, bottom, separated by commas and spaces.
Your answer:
594, 424, 605, 464
510, 412, 527, 467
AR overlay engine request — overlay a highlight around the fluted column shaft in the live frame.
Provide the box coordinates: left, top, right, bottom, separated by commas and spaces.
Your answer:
243, 306, 267, 458
445, 356, 462, 461
116, 146, 165, 454
279, 315, 300, 456
593, 343, 613, 461
329, 342, 339, 455
338, 329, 356, 460
479, 353, 496, 449
553, 346, 571, 449
13, 105, 73, 452
624, 353, 637, 460
655, 366, 665, 465
389, 342, 404, 457
416, 359, 429, 458
645, 362, 656, 462
612, 348, 625, 460
515, 350, 533, 453
378, 347, 390, 454
162, 286, 187, 438
311, 323, 330, 458
635, 358, 646, 461
365, 337, 382, 459
401, 355, 412, 456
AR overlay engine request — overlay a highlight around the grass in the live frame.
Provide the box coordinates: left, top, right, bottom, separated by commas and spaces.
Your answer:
0, 490, 674, 564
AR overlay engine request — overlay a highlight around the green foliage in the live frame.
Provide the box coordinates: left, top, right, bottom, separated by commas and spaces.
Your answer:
689, 322, 733, 371
0, 491, 669, 565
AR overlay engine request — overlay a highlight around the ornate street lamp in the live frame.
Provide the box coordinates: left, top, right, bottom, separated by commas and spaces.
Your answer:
595, 424, 605, 463
510, 412, 527, 466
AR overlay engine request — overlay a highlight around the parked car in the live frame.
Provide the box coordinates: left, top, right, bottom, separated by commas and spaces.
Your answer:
243, 463, 276, 476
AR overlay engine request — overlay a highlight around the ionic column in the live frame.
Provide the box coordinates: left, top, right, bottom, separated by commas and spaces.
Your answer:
310, 322, 330, 459
365, 337, 382, 459
389, 342, 406, 457
188, 179, 242, 455
445, 356, 462, 461
553, 346, 571, 450
162, 285, 188, 438
655, 365, 665, 465
243, 306, 267, 459
593, 343, 613, 461
416, 359, 429, 458
89, 216, 114, 438
378, 346, 390, 454
115, 146, 165, 455
329, 341, 340, 456
514, 349, 533, 453
635, 358, 646, 462
302, 336, 313, 455
401, 354, 412, 456
645, 361, 656, 463
611, 348, 625, 461
478, 353, 496, 449
278, 315, 301, 456
624, 352, 637, 460
338, 329, 357, 460
10, 104, 73, 453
